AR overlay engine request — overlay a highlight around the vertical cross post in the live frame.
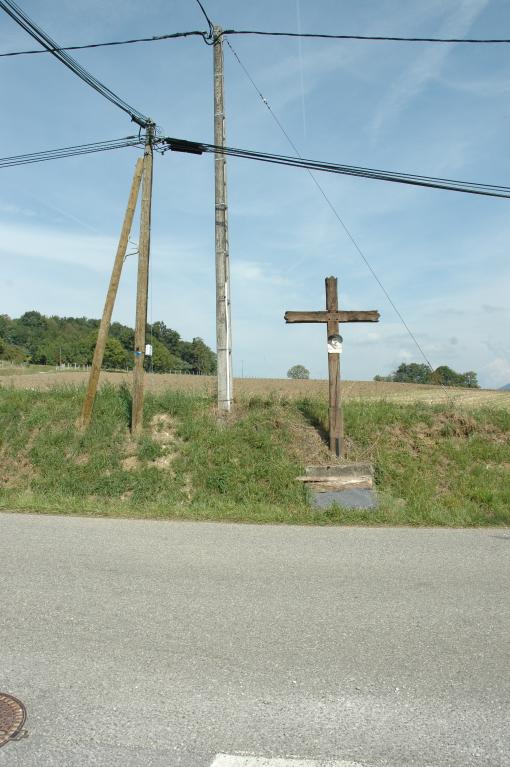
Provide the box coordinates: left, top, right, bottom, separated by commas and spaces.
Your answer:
326, 277, 343, 457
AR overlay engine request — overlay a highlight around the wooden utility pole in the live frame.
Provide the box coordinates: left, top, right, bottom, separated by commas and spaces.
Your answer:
79, 157, 143, 428
326, 277, 342, 456
213, 25, 233, 413
285, 276, 380, 458
131, 123, 155, 434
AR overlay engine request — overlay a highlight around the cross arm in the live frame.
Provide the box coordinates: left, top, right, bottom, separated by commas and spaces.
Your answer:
284, 310, 380, 324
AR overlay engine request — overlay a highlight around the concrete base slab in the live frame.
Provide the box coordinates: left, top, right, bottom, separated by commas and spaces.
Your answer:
311, 488, 378, 510
297, 463, 376, 501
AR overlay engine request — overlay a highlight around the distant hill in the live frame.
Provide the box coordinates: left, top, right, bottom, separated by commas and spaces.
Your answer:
500, 383, 510, 391
0, 311, 216, 374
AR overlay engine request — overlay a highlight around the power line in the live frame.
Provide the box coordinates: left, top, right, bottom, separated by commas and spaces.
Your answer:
222, 40, 444, 376
221, 29, 510, 44
0, 136, 143, 168
4, 26, 510, 58
4, 132, 508, 200
0, 30, 207, 57
193, 0, 214, 42
0, 0, 151, 127
165, 137, 510, 200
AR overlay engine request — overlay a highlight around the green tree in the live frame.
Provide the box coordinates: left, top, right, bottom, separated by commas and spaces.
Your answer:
0, 314, 12, 340
18, 310, 48, 330
10, 311, 49, 354
32, 342, 56, 365
376, 361, 480, 389
151, 321, 181, 354
430, 365, 463, 387
148, 339, 189, 373
0, 337, 28, 363
110, 322, 134, 351
287, 364, 310, 380
392, 362, 431, 384
431, 365, 479, 388
102, 338, 129, 369
460, 371, 480, 389
180, 337, 217, 374
1, 312, 216, 372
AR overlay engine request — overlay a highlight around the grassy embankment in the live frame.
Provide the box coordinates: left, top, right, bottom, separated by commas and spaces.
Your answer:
0, 384, 509, 526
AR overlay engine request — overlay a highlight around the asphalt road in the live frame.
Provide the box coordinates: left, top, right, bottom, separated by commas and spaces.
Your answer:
1, 513, 509, 767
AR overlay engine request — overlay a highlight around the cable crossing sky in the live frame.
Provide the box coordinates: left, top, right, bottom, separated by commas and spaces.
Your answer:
2, 133, 509, 201
0, 0, 151, 127
4, 28, 510, 57
220, 29, 510, 44
0, 30, 207, 58
166, 139, 510, 200
0, 137, 144, 169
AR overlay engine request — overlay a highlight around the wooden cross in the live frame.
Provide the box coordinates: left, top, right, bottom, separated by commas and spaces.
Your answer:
285, 276, 380, 457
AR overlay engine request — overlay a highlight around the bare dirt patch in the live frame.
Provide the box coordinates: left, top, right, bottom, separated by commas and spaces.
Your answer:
150, 413, 178, 444
0, 452, 36, 488
149, 413, 182, 472
287, 411, 344, 466
121, 455, 140, 471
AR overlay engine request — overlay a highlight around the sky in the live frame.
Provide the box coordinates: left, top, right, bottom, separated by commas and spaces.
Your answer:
1, 0, 509, 387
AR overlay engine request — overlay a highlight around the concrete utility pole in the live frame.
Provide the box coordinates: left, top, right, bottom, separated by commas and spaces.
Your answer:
131, 122, 155, 434
80, 157, 143, 429
213, 25, 233, 413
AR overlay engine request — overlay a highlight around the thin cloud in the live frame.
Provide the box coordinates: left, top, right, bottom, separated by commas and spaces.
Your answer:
369, 0, 490, 143
0, 202, 37, 217
0, 221, 116, 273
231, 259, 289, 286
483, 357, 510, 386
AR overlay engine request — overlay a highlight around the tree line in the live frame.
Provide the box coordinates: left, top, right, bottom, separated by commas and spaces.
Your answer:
374, 362, 479, 388
0, 312, 217, 375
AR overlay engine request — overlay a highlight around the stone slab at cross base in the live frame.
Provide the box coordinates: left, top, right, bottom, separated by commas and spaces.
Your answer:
297, 463, 374, 491
297, 463, 378, 511
311, 487, 378, 510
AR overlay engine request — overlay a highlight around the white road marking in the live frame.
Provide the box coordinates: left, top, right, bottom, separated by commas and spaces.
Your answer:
210, 755, 368, 767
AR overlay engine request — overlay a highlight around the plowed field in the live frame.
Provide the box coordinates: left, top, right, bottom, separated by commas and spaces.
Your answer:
1, 369, 509, 410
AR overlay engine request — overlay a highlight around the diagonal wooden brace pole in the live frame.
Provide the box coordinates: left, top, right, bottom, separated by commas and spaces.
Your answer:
79, 157, 144, 429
